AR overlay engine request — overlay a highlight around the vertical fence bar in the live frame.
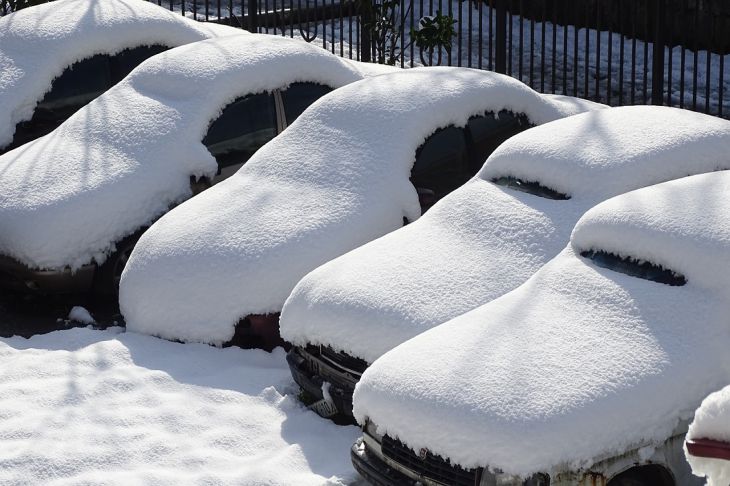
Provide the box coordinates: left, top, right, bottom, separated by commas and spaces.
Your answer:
478, 0, 483, 69
411, 0, 415, 67
573, 1, 578, 96
217, 0, 221, 20
400, 0, 405, 67
359, 0, 370, 62
330, 0, 335, 53
607, 5, 613, 105
507, 3, 513, 75
204, 0, 209, 20
679, 0, 687, 108
551, 2, 557, 94
618, 0, 624, 105
651, 0, 666, 105
193, 0, 197, 20
488, 0, 493, 70
348, 0, 353, 58
594, 1, 600, 102
448, 0, 453, 66
494, 0, 507, 74
705, 40, 711, 113
584, 1, 589, 98
529, 11, 534, 87
457, 0, 462, 66
630, 1, 636, 103
719, 51, 725, 117
692, 2, 698, 110
467, 0, 473, 67
563, 9, 568, 95
518, 0, 523, 81
540, 1, 545, 93
642, 2, 649, 104
181, 0, 185, 17
247, 0, 256, 31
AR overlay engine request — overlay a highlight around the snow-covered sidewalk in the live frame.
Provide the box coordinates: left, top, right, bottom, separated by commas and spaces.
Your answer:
0, 327, 360, 485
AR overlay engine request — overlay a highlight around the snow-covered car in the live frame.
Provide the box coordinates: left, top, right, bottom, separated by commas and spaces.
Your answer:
0, 33, 391, 296
119, 67, 600, 350
351, 170, 730, 486
0, 0, 240, 155
279, 105, 730, 420
685, 385, 730, 486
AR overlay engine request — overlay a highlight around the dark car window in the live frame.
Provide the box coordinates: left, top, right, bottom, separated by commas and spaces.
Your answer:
491, 176, 570, 200
280, 82, 333, 126
466, 110, 529, 171
110, 44, 168, 82
202, 92, 278, 169
5, 45, 169, 154
581, 249, 687, 286
410, 126, 470, 209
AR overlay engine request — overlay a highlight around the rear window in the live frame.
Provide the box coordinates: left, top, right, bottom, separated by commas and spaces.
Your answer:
492, 176, 570, 200
581, 250, 687, 286
202, 92, 278, 169
280, 82, 333, 126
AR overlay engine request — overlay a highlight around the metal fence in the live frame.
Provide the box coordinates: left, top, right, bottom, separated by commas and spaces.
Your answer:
3, 0, 729, 117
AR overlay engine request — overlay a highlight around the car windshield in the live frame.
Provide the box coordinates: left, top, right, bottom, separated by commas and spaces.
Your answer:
491, 176, 570, 200
581, 249, 687, 286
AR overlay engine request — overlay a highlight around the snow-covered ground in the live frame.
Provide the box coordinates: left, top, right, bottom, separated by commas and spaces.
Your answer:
0, 327, 360, 485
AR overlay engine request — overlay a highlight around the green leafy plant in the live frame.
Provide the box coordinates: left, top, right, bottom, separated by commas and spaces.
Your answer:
411, 10, 457, 65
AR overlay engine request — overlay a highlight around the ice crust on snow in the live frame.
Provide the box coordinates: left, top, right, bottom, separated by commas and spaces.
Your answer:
120, 66, 595, 345
0, 33, 375, 271
0, 0, 241, 150
685, 385, 730, 486
353, 171, 730, 477
0, 327, 360, 485
280, 106, 730, 364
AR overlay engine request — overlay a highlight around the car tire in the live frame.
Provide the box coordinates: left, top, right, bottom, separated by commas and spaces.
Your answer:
93, 229, 146, 297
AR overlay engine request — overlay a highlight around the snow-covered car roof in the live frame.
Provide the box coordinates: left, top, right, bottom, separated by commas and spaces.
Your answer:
119, 66, 597, 345
685, 385, 730, 486
0, 33, 380, 271
353, 170, 730, 478
279, 106, 730, 363
0, 0, 241, 150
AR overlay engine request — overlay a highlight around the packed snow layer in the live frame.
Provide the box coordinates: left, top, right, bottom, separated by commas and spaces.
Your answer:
0, 327, 360, 485
0, 0, 241, 150
280, 106, 730, 363
353, 171, 730, 477
120, 66, 594, 345
0, 33, 373, 271
685, 385, 730, 486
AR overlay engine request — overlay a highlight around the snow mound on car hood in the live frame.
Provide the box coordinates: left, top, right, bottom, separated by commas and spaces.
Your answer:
0, 0, 240, 150
120, 66, 593, 345
280, 106, 730, 363
685, 385, 730, 486
0, 33, 369, 271
353, 171, 730, 477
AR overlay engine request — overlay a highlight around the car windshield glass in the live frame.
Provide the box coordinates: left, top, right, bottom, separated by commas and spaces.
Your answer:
581, 250, 687, 286
202, 92, 278, 169
411, 126, 470, 204
491, 176, 570, 200
110, 44, 169, 82
281, 82, 333, 126
467, 110, 529, 171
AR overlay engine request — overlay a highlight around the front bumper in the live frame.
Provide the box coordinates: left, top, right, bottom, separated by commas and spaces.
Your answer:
0, 255, 96, 294
351, 437, 422, 486
286, 346, 360, 421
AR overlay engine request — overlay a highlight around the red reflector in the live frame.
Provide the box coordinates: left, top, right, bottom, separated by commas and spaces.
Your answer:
686, 438, 730, 461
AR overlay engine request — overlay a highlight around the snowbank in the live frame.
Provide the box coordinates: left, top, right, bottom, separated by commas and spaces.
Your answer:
0, 0, 241, 150
0, 33, 372, 272
686, 385, 730, 486
0, 327, 360, 485
280, 106, 730, 364
120, 66, 595, 345
353, 170, 730, 477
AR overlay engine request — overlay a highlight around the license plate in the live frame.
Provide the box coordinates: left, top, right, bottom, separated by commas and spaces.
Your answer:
308, 398, 338, 418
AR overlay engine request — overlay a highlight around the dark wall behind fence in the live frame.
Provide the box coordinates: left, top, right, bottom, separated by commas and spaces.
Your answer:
2, 0, 728, 118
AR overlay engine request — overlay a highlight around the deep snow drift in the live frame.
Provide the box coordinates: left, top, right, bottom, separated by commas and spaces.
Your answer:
0, 0, 241, 150
685, 385, 730, 486
120, 67, 596, 345
353, 170, 730, 477
0, 33, 374, 272
280, 105, 730, 364
0, 327, 360, 485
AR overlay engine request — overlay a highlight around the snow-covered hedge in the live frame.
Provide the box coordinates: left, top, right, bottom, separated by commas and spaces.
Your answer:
353, 170, 730, 478
0, 0, 241, 150
120, 66, 596, 345
280, 106, 730, 364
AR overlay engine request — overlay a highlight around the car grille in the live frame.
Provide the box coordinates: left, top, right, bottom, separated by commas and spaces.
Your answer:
381, 435, 479, 486
319, 346, 369, 375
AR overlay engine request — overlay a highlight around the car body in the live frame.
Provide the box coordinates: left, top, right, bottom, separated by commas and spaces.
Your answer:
0, 33, 389, 296
119, 66, 599, 350
279, 105, 730, 420
685, 385, 730, 486
0, 0, 241, 155
351, 170, 730, 486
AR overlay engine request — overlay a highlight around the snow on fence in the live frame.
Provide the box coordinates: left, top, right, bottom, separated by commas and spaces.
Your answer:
3, 0, 729, 117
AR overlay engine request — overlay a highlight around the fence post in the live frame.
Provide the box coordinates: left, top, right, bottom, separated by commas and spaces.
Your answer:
651, 0, 666, 105
494, 0, 507, 74
247, 0, 258, 32
359, 0, 372, 62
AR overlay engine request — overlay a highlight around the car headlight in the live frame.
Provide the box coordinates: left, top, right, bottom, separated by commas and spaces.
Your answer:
363, 419, 383, 442
482, 471, 549, 486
